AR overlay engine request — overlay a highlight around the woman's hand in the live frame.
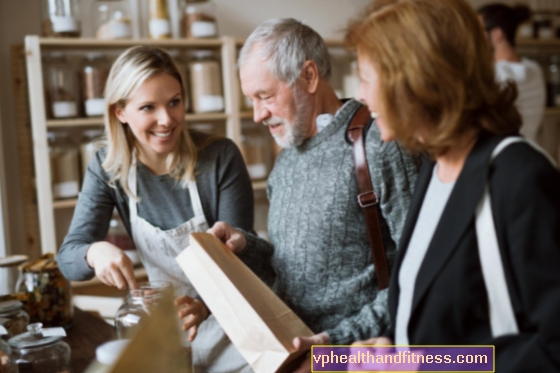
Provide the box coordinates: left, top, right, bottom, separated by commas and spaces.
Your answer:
175, 295, 210, 341
207, 222, 247, 253
86, 242, 137, 290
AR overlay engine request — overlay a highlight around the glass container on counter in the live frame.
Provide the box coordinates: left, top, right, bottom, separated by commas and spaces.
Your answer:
85, 339, 130, 373
188, 50, 224, 113
48, 132, 80, 200
0, 255, 29, 296
94, 0, 133, 40
182, 0, 218, 38
149, 0, 172, 39
241, 122, 272, 180
44, 53, 79, 119
16, 254, 73, 329
547, 54, 560, 107
82, 54, 110, 117
80, 129, 105, 178
41, 0, 81, 37
0, 331, 13, 373
9, 323, 71, 373
115, 281, 172, 339
0, 301, 29, 337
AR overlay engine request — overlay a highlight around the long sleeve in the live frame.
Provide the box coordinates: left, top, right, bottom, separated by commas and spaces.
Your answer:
236, 229, 276, 287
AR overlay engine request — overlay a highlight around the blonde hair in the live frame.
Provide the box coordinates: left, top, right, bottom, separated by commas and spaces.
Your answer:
346, 0, 521, 156
103, 46, 200, 198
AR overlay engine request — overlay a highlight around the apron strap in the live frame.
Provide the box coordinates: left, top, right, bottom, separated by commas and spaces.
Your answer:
187, 180, 205, 218
128, 151, 138, 222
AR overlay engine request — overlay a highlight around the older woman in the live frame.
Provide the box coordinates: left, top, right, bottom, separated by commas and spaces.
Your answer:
346, 0, 560, 371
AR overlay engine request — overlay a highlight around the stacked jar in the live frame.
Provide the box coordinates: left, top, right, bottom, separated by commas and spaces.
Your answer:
547, 54, 560, 107
149, 0, 172, 39
41, 0, 81, 37
93, 0, 134, 40
241, 122, 272, 180
48, 132, 80, 200
80, 129, 105, 178
44, 53, 80, 119
82, 54, 110, 117
182, 0, 218, 39
0, 301, 30, 337
188, 50, 224, 113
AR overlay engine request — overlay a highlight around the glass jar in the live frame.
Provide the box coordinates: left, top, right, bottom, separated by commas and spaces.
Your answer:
188, 50, 224, 113
44, 53, 80, 119
80, 129, 105, 178
16, 254, 73, 329
182, 0, 218, 38
48, 132, 80, 200
94, 0, 133, 40
149, 0, 171, 39
0, 336, 12, 373
547, 54, 560, 108
0, 301, 29, 337
241, 122, 272, 180
41, 0, 81, 37
168, 51, 190, 112
85, 339, 130, 373
82, 54, 110, 117
0, 255, 28, 296
9, 323, 71, 373
115, 281, 172, 339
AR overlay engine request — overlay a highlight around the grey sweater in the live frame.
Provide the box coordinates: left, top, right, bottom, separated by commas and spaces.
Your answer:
58, 135, 254, 281
237, 100, 418, 345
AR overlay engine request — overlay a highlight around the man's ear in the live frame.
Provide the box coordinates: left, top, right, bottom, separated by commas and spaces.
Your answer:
301, 60, 320, 94
114, 105, 127, 124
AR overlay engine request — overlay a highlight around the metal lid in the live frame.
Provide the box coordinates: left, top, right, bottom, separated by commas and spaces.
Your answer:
8, 323, 63, 349
0, 255, 28, 268
0, 301, 23, 315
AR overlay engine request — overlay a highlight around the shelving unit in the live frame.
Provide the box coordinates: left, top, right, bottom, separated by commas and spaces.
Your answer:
24, 36, 252, 255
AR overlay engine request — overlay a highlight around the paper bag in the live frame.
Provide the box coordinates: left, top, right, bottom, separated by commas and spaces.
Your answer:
176, 232, 314, 373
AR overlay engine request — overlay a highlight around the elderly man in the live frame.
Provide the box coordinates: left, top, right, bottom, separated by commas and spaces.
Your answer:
209, 18, 418, 369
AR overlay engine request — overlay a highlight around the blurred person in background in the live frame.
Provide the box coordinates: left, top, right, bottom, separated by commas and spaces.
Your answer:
479, 3, 546, 142
347, 0, 560, 371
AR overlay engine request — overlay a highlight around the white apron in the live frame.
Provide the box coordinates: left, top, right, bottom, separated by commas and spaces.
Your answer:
128, 155, 252, 373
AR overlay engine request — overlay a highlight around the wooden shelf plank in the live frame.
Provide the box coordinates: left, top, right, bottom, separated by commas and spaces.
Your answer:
186, 112, 229, 121
517, 38, 560, 47
39, 38, 224, 49
545, 108, 560, 115
240, 111, 253, 120
53, 198, 78, 209
46, 113, 229, 128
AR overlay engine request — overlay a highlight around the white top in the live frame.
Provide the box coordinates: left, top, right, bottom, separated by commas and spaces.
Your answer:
395, 165, 455, 345
495, 58, 546, 142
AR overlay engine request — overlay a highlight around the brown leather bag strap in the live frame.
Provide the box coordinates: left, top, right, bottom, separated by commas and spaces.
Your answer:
347, 106, 390, 290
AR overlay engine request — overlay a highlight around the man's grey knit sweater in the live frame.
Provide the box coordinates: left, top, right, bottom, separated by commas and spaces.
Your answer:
238, 100, 418, 344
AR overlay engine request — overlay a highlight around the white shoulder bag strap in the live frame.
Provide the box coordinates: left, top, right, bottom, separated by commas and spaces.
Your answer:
475, 137, 556, 338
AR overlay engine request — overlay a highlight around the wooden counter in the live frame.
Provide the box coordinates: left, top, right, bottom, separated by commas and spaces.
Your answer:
65, 307, 116, 373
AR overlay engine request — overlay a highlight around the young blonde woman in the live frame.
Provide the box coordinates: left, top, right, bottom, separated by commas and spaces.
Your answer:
58, 46, 254, 372
346, 0, 560, 371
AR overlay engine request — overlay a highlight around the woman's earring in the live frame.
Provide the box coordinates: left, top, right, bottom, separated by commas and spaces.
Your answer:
370, 112, 379, 119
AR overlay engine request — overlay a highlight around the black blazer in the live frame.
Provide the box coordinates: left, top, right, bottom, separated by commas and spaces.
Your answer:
387, 133, 560, 372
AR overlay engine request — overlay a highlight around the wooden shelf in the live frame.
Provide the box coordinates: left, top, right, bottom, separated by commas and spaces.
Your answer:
39, 38, 224, 49
46, 113, 229, 128
546, 108, 560, 115
252, 180, 267, 191
53, 198, 78, 209
240, 111, 253, 120
517, 38, 560, 47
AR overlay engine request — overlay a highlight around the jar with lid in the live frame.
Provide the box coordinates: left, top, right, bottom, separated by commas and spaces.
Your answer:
115, 281, 172, 339
182, 0, 218, 38
44, 53, 80, 119
9, 323, 71, 373
82, 54, 110, 117
188, 51, 224, 113
241, 122, 272, 180
0, 255, 28, 296
93, 0, 134, 40
0, 301, 29, 337
41, 0, 81, 37
149, 0, 172, 39
547, 54, 560, 107
80, 129, 105, 178
168, 51, 190, 112
48, 132, 80, 200
0, 327, 13, 373
16, 254, 73, 329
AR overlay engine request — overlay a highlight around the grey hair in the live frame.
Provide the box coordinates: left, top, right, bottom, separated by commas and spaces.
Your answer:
239, 18, 331, 85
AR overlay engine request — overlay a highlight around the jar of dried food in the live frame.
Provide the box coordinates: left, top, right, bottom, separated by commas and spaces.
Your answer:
44, 53, 79, 119
0, 331, 13, 373
0, 301, 29, 337
182, 0, 218, 38
9, 323, 70, 373
241, 121, 272, 180
94, 0, 134, 40
115, 281, 172, 339
41, 0, 81, 37
149, 0, 171, 39
82, 54, 110, 117
80, 129, 105, 178
168, 51, 190, 112
16, 254, 73, 329
48, 132, 80, 200
188, 50, 224, 113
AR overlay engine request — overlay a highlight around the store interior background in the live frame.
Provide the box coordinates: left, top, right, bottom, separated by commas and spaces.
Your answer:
0, 0, 549, 272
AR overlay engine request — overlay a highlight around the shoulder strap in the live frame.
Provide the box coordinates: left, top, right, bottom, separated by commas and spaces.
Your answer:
347, 106, 390, 290
475, 136, 556, 338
